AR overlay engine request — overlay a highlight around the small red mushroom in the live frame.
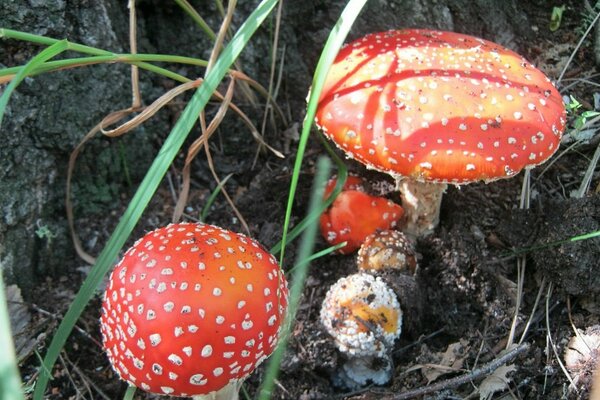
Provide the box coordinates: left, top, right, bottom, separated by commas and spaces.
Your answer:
100, 222, 288, 399
320, 176, 404, 254
316, 29, 566, 236
322, 174, 366, 199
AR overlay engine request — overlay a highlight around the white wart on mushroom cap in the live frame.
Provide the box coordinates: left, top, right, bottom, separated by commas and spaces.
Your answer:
315, 29, 565, 184
320, 272, 402, 358
100, 223, 288, 398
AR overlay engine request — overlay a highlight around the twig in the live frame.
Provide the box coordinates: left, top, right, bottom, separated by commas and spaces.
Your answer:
382, 342, 530, 400
557, 8, 600, 85
58, 353, 89, 400
31, 303, 103, 349
393, 327, 446, 356
65, 353, 112, 400
545, 283, 578, 393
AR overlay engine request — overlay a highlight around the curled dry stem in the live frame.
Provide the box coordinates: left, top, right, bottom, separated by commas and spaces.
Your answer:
67, 74, 278, 263
172, 77, 235, 223
66, 0, 283, 264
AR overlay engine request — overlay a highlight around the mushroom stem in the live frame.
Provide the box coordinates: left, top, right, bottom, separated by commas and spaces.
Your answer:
398, 180, 447, 237
192, 380, 242, 400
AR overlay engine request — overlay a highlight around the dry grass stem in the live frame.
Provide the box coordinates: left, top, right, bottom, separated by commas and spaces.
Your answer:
128, 0, 141, 109
545, 283, 578, 392
172, 78, 235, 222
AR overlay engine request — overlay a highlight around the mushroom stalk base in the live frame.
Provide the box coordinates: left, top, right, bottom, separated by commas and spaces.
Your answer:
192, 381, 242, 400
398, 180, 447, 237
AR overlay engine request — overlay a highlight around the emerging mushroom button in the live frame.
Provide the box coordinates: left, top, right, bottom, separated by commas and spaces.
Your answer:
100, 223, 288, 399
357, 230, 417, 274
315, 29, 566, 236
320, 272, 402, 358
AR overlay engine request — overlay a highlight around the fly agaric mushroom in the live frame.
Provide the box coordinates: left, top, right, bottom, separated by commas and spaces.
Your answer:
356, 230, 423, 337
320, 175, 404, 254
320, 272, 402, 387
100, 222, 288, 399
315, 29, 566, 236
323, 174, 366, 198
357, 229, 417, 274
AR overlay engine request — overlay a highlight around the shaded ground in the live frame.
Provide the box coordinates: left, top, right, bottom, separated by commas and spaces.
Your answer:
10, 2, 600, 400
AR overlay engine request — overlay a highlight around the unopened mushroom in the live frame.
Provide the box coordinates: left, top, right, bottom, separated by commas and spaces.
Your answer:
100, 222, 288, 399
316, 29, 566, 236
357, 229, 417, 274
320, 176, 404, 254
356, 230, 423, 337
320, 272, 402, 387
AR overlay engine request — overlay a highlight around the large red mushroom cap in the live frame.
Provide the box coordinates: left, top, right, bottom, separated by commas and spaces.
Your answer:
315, 29, 566, 184
100, 222, 288, 398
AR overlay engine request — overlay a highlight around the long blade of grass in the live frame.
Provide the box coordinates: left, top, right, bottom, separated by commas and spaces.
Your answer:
0, 53, 200, 85
277, 0, 367, 266
0, 40, 67, 126
285, 241, 347, 276
269, 137, 347, 255
0, 28, 112, 55
122, 385, 136, 400
259, 156, 331, 400
0, 29, 196, 83
32, 1, 279, 398
509, 229, 600, 257
200, 173, 234, 222
0, 271, 25, 400
173, 0, 217, 40
0, 56, 287, 125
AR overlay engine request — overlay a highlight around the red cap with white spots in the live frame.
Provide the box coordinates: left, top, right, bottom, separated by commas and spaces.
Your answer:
319, 176, 404, 254
316, 29, 566, 184
100, 223, 288, 398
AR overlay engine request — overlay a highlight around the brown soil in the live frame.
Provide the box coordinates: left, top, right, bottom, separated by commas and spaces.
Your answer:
14, 4, 600, 400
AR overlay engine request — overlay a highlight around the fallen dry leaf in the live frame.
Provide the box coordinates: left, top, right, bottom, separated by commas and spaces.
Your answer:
478, 364, 516, 400
423, 339, 469, 383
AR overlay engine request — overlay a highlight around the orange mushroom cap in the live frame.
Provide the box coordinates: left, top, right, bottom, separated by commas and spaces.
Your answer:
320, 176, 404, 254
315, 29, 566, 184
323, 174, 366, 200
100, 223, 288, 397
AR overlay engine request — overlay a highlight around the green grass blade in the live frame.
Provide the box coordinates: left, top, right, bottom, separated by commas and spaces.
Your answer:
285, 241, 346, 276
0, 53, 208, 77
0, 28, 112, 56
0, 271, 25, 400
173, 0, 217, 40
32, 1, 279, 398
0, 29, 196, 83
277, 0, 367, 266
0, 54, 209, 83
509, 229, 600, 257
0, 40, 67, 126
122, 385, 136, 400
259, 156, 331, 400
269, 137, 348, 255
200, 173, 234, 221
